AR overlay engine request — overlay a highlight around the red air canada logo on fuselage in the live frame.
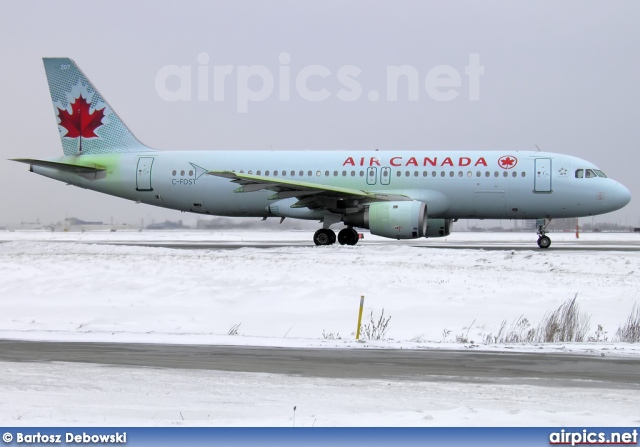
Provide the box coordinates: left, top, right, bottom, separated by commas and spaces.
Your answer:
342, 156, 488, 167
498, 156, 517, 169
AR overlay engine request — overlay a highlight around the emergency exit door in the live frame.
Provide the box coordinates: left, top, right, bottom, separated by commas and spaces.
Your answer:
380, 167, 391, 185
136, 157, 154, 191
534, 158, 552, 193
367, 167, 377, 185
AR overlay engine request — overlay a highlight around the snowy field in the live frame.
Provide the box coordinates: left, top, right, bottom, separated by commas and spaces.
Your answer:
1, 230, 638, 350
1, 230, 639, 426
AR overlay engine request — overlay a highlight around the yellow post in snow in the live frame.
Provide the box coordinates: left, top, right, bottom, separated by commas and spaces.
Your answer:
356, 295, 365, 340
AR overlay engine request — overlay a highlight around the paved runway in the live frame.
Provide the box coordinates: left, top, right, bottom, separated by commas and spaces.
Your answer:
1, 340, 639, 389
46, 237, 640, 251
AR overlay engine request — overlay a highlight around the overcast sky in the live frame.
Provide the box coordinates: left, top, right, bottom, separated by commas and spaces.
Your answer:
1, 1, 638, 228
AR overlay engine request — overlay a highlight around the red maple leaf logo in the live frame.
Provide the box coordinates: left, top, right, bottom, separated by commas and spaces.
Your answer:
498, 155, 517, 169
57, 94, 105, 139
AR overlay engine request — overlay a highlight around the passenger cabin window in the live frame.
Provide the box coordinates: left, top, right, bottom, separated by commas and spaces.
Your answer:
575, 169, 584, 178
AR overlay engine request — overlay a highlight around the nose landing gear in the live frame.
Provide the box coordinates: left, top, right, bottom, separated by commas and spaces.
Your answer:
536, 218, 552, 249
537, 235, 551, 249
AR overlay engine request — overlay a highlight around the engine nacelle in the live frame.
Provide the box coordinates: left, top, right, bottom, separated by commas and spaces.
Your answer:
344, 200, 428, 239
425, 218, 453, 238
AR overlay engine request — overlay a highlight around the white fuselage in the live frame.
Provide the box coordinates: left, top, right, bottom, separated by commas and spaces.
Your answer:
34, 150, 631, 222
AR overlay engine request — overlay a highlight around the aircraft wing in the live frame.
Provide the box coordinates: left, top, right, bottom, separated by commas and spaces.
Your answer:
207, 170, 410, 210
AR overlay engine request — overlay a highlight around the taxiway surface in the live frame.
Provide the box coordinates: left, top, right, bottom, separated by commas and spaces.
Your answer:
1, 340, 639, 390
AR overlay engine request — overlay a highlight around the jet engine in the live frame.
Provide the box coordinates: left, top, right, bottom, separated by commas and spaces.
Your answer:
343, 200, 428, 239
425, 218, 453, 238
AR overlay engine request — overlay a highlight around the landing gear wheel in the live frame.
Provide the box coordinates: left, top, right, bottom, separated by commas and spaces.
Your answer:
338, 228, 360, 246
537, 235, 551, 249
347, 228, 359, 246
313, 229, 336, 246
535, 218, 552, 249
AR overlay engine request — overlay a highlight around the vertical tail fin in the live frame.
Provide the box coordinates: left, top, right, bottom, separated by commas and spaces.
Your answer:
43, 58, 153, 155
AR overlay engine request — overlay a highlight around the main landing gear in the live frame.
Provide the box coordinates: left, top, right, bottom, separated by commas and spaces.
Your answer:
313, 228, 335, 246
313, 228, 359, 246
536, 218, 552, 249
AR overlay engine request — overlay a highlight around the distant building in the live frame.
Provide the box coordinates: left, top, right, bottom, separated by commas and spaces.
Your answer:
65, 217, 103, 226
20, 221, 45, 230
146, 220, 189, 230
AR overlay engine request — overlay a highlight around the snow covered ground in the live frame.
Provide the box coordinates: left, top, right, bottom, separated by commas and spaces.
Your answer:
1, 230, 638, 350
0, 230, 639, 426
3, 361, 639, 427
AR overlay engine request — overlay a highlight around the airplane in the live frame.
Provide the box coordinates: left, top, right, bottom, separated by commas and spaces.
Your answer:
12, 58, 632, 249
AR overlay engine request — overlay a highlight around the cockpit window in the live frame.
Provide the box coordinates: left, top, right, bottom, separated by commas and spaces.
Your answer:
576, 168, 606, 179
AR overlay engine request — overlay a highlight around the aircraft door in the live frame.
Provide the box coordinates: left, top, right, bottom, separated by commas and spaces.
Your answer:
380, 167, 391, 185
534, 158, 552, 193
136, 157, 154, 191
366, 167, 377, 185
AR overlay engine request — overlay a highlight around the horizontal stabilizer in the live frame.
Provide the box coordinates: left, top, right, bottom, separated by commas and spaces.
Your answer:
11, 158, 106, 174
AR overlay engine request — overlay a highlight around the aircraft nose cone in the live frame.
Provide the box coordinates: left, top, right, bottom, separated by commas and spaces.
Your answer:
613, 182, 632, 210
